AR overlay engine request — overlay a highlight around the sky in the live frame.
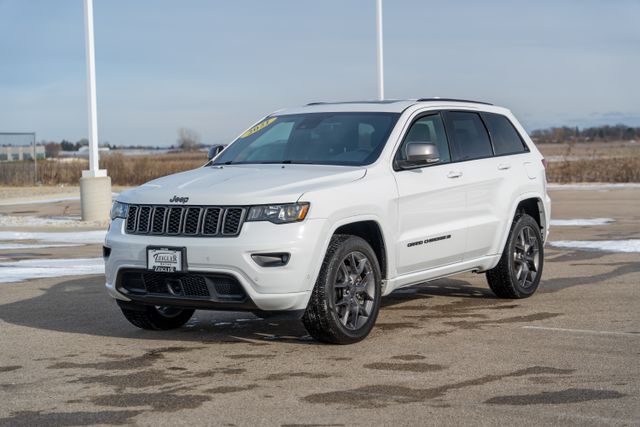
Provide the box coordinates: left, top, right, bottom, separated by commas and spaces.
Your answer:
1, 0, 639, 147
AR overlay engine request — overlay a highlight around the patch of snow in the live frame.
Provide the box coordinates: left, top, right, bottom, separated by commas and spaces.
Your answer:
0, 257, 104, 283
549, 218, 614, 226
0, 243, 80, 250
0, 230, 106, 245
548, 183, 640, 190
0, 214, 106, 228
0, 192, 119, 206
550, 240, 640, 253
0, 196, 79, 206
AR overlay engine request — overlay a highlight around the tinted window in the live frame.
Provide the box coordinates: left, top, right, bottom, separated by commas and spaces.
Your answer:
445, 112, 493, 161
482, 113, 527, 155
396, 113, 451, 165
213, 113, 399, 166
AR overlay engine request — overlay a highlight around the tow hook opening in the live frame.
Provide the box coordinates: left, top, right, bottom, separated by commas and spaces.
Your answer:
165, 278, 184, 296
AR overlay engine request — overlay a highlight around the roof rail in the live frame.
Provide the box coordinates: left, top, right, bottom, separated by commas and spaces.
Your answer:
305, 100, 404, 106
416, 98, 493, 105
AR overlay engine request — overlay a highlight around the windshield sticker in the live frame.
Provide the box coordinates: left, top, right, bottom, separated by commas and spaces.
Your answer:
239, 117, 277, 139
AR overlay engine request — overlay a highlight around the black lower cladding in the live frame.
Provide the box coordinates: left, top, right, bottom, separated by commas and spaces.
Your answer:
118, 269, 248, 305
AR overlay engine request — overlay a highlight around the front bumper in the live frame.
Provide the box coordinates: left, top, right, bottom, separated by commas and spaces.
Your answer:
104, 218, 328, 312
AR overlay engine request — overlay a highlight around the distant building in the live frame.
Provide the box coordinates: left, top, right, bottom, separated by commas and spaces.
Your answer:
0, 145, 45, 161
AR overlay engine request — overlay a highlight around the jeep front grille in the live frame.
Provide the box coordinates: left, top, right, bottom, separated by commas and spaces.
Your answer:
125, 205, 246, 237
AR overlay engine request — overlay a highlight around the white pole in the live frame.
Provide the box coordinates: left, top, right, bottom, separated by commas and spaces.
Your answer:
375, 0, 384, 100
83, 0, 104, 178
80, 0, 110, 222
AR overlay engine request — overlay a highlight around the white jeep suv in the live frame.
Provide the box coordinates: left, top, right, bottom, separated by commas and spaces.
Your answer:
105, 99, 550, 344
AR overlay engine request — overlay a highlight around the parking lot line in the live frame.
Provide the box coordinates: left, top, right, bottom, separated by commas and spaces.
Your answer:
522, 326, 639, 337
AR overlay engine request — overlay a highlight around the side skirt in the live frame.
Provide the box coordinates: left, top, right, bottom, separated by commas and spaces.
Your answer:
382, 255, 501, 296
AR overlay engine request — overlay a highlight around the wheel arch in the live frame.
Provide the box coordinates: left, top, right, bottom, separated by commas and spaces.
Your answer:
496, 193, 548, 259
332, 219, 388, 280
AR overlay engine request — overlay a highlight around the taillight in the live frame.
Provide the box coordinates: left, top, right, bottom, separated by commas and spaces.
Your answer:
541, 158, 548, 169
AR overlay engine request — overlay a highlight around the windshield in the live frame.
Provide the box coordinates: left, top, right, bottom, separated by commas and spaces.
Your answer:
213, 112, 400, 166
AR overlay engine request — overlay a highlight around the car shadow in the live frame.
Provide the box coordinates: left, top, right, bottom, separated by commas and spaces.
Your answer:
0, 275, 499, 344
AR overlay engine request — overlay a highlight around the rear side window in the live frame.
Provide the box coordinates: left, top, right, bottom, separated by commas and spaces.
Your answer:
482, 113, 528, 155
444, 112, 493, 161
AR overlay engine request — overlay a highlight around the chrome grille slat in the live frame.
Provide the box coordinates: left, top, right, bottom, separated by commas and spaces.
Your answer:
124, 205, 245, 237
167, 207, 184, 235
202, 207, 222, 235
222, 208, 245, 235
137, 206, 152, 233
126, 205, 139, 233
151, 207, 167, 234
183, 207, 202, 235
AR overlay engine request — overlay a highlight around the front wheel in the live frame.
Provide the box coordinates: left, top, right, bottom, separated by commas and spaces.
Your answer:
302, 235, 382, 344
486, 214, 544, 298
118, 301, 195, 330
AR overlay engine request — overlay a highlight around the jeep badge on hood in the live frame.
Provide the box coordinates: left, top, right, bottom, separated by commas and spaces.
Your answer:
169, 195, 189, 204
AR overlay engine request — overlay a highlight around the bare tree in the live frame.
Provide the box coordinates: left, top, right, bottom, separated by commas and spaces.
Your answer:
45, 141, 61, 158
177, 127, 200, 151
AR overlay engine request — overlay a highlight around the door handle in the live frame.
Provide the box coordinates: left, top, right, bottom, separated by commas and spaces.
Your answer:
497, 163, 511, 170
447, 171, 463, 179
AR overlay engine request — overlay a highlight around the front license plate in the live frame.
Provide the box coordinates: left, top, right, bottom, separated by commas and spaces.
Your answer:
147, 247, 184, 272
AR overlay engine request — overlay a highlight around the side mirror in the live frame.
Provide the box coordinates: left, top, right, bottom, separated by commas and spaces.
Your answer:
207, 144, 225, 160
397, 142, 440, 169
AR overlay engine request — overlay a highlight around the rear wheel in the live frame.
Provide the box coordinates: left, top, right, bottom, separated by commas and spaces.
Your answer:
118, 301, 194, 330
302, 235, 382, 344
486, 214, 544, 298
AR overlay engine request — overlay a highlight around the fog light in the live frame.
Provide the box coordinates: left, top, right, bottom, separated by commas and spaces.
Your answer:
251, 253, 290, 267
103, 246, 111, 260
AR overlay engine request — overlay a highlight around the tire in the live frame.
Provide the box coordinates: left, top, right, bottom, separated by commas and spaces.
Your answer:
118, 301, 195, 330
486, 214, 544, 299
302, 234, 382, 344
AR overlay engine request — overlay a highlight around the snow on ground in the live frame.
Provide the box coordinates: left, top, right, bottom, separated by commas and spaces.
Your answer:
0, 196, 80, 206
0, 258, 104, 283
549, 218, 614, 226
0, 243, 80, 250
0, 230, 106, 245
548, 183, 640, 191
0, 214, 106, 228
0, 192, 119, 206
550, 240, 640, 253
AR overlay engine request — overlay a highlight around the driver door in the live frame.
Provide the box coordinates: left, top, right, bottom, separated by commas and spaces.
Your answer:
393, 112, 467, 275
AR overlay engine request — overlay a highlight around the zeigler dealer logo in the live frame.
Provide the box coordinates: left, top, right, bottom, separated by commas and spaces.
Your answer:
169, 195, 189, 204
153, 251, 178, 263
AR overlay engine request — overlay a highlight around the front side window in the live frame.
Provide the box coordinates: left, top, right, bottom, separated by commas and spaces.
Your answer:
213, 112, 400, 166
395, 113, 451, 166
444, 111, 493, 161
482, 112, 528, 155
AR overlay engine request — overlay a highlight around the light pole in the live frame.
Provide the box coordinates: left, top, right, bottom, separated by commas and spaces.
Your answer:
376, 0, 384, 100
80, 0, 112, 221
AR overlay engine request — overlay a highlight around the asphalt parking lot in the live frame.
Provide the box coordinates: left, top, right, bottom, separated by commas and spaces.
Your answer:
0, 187, 638, 426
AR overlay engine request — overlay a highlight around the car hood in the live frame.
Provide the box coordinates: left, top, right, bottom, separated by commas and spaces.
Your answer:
117, 164, 367, 205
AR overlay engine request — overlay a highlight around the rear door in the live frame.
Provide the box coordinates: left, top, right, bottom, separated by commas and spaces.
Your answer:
393, 112, 467, 275
479, 112, 532, 255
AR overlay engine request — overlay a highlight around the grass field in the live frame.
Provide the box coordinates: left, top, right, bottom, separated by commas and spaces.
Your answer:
1, 141, 638, 186
539, 141, 640, 183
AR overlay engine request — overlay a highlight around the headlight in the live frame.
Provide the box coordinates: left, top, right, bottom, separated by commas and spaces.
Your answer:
110, 201, 129, 220
246, 202, 309, 224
